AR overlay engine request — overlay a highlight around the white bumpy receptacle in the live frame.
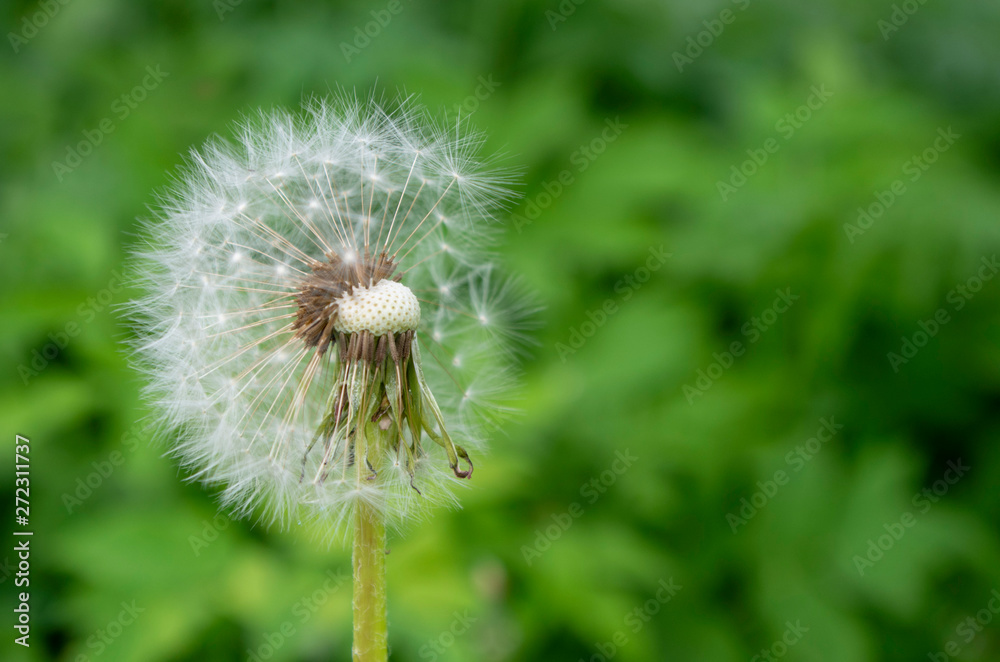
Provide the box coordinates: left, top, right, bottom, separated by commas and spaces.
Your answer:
334, 279, 421, 336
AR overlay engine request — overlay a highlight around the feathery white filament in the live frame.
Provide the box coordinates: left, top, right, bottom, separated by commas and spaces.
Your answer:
127, 93, 539, 539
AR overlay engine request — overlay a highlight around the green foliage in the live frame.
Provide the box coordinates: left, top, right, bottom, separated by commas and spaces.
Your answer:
2, 0, 1000, 660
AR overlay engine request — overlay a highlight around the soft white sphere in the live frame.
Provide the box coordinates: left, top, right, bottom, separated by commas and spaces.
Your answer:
128, 95, 534, 538
334, 279, 420, 336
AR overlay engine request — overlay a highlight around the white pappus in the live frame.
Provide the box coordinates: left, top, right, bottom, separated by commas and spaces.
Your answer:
126, 93, 538, 538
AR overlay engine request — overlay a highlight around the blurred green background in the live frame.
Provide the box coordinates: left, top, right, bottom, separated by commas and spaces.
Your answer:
3, 0, 1000, 660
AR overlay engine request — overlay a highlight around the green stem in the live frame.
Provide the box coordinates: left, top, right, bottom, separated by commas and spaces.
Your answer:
352, 499, 388, 661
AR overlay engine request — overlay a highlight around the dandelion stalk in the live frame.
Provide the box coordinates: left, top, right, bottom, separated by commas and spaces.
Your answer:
352, 420, 388, 661
352, 498, 387, 661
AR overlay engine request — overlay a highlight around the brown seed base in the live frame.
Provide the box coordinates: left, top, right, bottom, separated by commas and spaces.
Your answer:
292, 250, 399, 356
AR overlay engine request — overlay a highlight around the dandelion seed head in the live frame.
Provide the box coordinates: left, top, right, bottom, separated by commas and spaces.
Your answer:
126, 92, 536, 540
